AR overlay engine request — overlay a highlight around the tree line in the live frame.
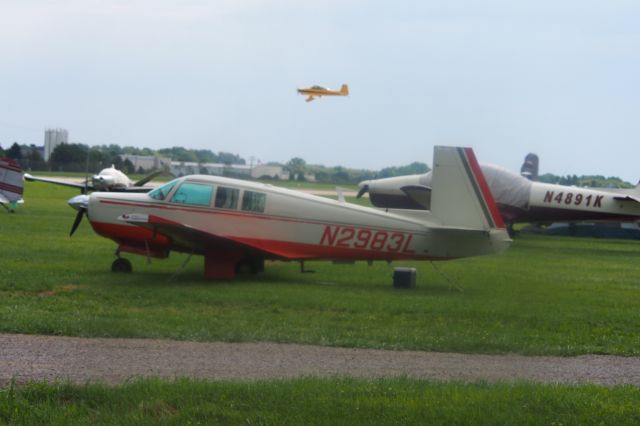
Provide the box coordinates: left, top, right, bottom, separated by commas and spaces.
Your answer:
0, 142, 245, 174
1, 141, 432, 184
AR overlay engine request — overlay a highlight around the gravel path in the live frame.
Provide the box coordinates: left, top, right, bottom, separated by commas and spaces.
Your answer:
2, 333, 639, 386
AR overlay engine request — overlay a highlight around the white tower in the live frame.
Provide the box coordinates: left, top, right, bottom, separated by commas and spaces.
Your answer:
44, 128, 69, 162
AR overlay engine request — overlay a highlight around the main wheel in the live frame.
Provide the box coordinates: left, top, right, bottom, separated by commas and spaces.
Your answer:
111, 258, 133, 273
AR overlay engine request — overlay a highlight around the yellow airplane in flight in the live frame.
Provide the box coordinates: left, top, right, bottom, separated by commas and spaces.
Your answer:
297, 84, 349, 102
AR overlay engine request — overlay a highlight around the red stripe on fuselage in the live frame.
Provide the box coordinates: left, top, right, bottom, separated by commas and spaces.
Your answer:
0, 182, 23, 195
0, 162, 22, 173
89, 221, 443, 262
90, 221, 170, 247
463, 148, 505, 228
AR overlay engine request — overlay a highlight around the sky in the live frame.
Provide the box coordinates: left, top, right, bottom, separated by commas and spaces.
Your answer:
1, 0, 640, 182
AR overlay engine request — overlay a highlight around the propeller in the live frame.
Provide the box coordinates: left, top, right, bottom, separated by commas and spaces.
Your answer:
68, 194, 89, 236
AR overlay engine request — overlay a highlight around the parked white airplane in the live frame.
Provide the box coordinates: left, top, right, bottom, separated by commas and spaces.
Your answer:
24, 166, 161, 193
357, 163, 640, 228
0, 158, 24, 212
67, 146, 511, 279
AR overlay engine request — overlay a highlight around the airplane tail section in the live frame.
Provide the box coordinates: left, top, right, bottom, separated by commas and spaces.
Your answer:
0, 158, 24, 211
339, 84, 349, 96
430, 146, 505, 230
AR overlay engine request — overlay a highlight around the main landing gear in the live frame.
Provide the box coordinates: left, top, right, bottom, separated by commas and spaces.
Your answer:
112, 250, 132, 273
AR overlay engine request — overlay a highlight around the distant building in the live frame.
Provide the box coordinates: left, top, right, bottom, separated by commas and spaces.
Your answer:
44, 128, 69, 162
170, 162, 288, 180
120, 154, 171, 172
251, 164, 289, 180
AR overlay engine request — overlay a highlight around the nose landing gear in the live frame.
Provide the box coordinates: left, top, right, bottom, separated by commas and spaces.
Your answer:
112, 250, 132, 273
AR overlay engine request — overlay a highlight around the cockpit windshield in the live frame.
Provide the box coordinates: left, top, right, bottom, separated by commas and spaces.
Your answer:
148, 178, 179, 200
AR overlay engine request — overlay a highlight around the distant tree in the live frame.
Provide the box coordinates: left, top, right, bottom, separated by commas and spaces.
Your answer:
157, 147, 198, 162
123, 158, 135, 174
6, 142, 22, 160
192, 149, 218, 163
217, 152, 245, 165
111, 155, 124, 170
332, 166, 350, 183
0, 144, 5, 157
25, 144, 46, 170
378, 162, 429, 178
49, 143, 89, 171
285, 157, 306, 181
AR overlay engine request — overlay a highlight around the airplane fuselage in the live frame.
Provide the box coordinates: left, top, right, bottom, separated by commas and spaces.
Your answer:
87, 176, 508, 265
523, 182, 640, 223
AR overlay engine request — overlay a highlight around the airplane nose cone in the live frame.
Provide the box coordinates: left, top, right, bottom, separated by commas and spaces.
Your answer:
68, 194, 90, 211
356, 181, 370, 198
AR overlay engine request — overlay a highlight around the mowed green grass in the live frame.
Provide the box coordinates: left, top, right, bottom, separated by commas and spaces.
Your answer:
2, 182, 640, 355
2, 378, 640, 425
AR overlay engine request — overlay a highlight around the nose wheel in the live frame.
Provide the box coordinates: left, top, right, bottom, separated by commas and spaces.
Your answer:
112, 257, 132, 273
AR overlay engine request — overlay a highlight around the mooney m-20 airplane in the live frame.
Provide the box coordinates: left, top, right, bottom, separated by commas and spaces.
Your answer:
0, 158, 24, 212
357, 162, 640, 227
67, 146, 511, 279
25, 166, 161, 193
297, 84, 349, 102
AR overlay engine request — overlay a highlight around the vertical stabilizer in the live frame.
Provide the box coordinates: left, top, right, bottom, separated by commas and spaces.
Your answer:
0, 158, 24, 202
430, 146, 504, 230
339, 84, 349, 96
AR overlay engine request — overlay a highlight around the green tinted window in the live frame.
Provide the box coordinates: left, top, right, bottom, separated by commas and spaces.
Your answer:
148, 179, 179, 200
215, 186, 239, 209
241, 191, 266, 213
171, 182, 213, 206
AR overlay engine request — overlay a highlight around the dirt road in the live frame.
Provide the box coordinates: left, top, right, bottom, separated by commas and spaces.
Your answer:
2, 333, 639, 386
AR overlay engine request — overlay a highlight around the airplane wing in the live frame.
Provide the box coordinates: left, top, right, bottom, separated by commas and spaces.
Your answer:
613, 195, 640, 204
24, 173, 88, 190
133, 169, 164, 187
117, 213, 290, 259
117, 186, 155, 193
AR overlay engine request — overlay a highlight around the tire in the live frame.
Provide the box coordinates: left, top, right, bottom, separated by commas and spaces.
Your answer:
111, 258, 133, 273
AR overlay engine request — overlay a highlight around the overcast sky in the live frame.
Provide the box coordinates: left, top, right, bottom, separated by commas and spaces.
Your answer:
1, 1, 639, 182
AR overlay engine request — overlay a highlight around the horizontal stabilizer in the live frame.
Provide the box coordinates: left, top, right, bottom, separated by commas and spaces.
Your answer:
614, 195, 640, 204
400, 185, 431, 209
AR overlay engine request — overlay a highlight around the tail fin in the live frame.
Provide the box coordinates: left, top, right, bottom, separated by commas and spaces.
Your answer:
339, 84, 349, 96
430, 146, 504, 230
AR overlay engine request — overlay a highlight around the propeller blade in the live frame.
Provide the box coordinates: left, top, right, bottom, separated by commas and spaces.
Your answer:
70, 208, 85, 237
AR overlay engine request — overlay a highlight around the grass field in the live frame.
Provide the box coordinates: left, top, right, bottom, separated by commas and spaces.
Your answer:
3, 181, 640, 421
2, 378, 640, 425
2, 181, 639, 356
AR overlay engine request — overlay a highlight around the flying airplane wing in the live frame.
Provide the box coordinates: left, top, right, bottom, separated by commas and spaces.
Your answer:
23, 173, 88, 190
117, 213, 292, 259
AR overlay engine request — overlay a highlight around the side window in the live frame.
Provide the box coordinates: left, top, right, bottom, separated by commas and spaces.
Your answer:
241, 191, 266, 213
215, 186, 239, 209
148, 179, 178, 200
171, 182, 213, 206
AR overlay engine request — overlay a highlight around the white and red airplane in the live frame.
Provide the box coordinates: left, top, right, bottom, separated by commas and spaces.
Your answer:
0, 158, 24, 212
67, 146, 511, 279
25, 166, 161, 193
